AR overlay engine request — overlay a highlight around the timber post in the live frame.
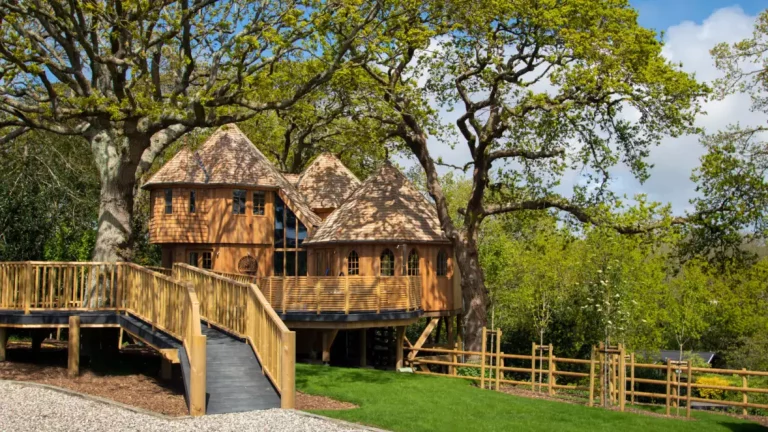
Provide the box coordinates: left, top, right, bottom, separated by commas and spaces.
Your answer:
618, 344, 625, 412
630, 352, 636, 405
531, 343, 536, 392
742, 368, 748, 416
0, 327, 7, 361
360, 329, 367, 367
68, 315, 80, 377
588, 346, 595, 407
548, 344, 554, 396
395, 326, 406, 369
480, 327, 487, 390
686, 361, 692, 419
160, 358, 173, 380
495, 328, 502, 391
665, 359, 672, 416
281, 331, 296, 409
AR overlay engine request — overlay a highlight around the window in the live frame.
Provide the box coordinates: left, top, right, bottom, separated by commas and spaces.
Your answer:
164, 189, 173, 214
233, 189, 246, 214
286, 204, 297, 247
297, 221, 307, 246
189, 190, 196, 213
297, 251, 307, 276
201, 252, 212, 270
380, 249, 395, 276
407, 249, 420, 276
253, 191, 265, 215
437, 249, 448, 276
274, 196, 285, 247
188, 252, 199, 267
348, 251, 359, 276
238, 255, 258, 275
274, 251, 285, 276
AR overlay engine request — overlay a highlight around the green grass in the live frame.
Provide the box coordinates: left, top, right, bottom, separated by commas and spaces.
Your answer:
296, 364, 766, 432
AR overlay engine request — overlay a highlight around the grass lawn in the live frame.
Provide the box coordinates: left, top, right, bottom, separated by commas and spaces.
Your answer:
296, 364, 767, 432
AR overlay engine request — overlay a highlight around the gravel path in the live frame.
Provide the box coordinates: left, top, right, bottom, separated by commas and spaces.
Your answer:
0, 381, 365, 432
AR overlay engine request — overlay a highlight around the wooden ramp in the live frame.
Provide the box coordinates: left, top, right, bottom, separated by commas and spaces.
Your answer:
200, 325, 280, 414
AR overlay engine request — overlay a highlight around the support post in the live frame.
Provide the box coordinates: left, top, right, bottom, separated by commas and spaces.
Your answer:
665, 359, 672, 416
548, 344, 555, 396
531, 343, 536, 392
742, 368, 748, 416
68, 316, 80, 377
281, 331, 296, 409
630, 353, 636, 405
322, 329, 339, 365
495, 329, 502, 391
686, 361, 692, 419
160, 358, 172, 380
480, 327, 487, 390
588, 346, 595, 407
0, 327, 7, 362
618, 345, 625, 412
447, 318, 455, 376
395, 326, 406, 369
360, 329, 367, 367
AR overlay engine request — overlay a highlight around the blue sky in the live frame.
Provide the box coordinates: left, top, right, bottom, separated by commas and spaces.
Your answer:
633, 0, 764, 31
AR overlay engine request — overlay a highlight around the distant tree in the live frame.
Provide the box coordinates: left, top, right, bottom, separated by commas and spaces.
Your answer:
0, 0, 386, 261
356, 0, 705, 351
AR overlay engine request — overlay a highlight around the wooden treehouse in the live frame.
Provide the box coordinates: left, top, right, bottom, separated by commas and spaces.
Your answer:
0, 125, 462, 416
144, 125, 462, 366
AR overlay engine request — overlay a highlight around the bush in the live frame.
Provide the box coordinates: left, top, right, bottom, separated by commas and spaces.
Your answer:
697, 375, 731, 400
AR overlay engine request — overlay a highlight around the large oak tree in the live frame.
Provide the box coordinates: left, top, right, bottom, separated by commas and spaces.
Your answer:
0, 0, 387, 261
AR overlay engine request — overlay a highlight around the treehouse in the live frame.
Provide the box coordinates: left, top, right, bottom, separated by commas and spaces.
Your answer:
143, 125, 461, 365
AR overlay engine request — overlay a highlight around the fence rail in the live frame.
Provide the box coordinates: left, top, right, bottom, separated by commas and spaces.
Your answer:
175, 264, 295, 409
211, 271, 421, 314
0, 262, 207, 416
407, 328, 768, 418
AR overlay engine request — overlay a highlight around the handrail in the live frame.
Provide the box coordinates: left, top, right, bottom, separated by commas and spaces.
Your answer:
0, 261, 207, 416
174, 263, 295, 409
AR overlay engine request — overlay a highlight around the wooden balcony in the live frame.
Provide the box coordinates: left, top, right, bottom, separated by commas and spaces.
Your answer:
213, 272, 421, 315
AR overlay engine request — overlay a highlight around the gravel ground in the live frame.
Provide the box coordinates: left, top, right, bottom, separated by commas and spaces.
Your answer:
0, 381, 365, 432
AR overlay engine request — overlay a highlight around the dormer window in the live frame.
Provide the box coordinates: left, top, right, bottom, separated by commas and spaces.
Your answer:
164, 189, 173, 214
233, 189, 246, 215
189, 190, 196, 213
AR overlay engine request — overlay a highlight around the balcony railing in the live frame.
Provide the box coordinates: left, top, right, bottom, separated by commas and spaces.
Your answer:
212, 271, 421, 314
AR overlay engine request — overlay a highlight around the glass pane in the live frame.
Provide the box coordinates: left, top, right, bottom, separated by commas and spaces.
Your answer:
233, 189, 246, 214
297, 221, 307, 246
253, 191, 265, 215
286, 208, 297, 248
189, 190, 196, 213
202, 252, 212, 269
274, 196, 285, 247
164, 189, 173, 214
188, 252, 198, 267
273, 251, 284, 276
297, 251, 307, 276
286, 250, 296, 276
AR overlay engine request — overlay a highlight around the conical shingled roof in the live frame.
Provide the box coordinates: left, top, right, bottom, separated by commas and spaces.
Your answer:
304, 162, 447, 244
143, 125, 322, 227
296, 153, 361, 210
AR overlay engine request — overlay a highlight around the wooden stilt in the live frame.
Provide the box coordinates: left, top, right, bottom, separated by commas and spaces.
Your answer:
322, 329, 339, 364
0, 327, 7, 362
447, 318, 455, 375
160, 358, 172, 380
588, 346, 595, 407
359, 329, 367, 367
480, 327, 487, 390
408, 318, 439, 360
395, 326, 406, 369
68, 316, 80, 377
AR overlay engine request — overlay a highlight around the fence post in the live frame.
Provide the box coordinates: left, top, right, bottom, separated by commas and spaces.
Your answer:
618, 344, 625, 412
480, 327, 487, 390
531, 343, 537, 392
630, 353, 636, 405
742, 368, 748, 416
589, 346, 595, 407
686, 361, 692, 419
281, 331, 296, 409
495, 329, 502, 391
548, 344, 555, 396
665, 359, 672, 416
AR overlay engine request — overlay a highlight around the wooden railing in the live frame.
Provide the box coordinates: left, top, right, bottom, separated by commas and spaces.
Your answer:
175, 264, 296, 409
211, 272, 422, 314
0, 262, 207, 416
407, 329, 768, 418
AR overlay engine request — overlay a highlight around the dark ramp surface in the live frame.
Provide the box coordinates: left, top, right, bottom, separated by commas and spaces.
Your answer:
201, 324, 281, 414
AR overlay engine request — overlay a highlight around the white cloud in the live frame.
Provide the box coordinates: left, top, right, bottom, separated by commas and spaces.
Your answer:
401, 6, 762, 215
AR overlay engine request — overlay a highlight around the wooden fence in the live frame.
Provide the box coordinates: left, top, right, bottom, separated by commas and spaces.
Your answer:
0, 262, 207, 416
406, 328, 768, 418
174, 264, 296, 409
212, 271, 421, 314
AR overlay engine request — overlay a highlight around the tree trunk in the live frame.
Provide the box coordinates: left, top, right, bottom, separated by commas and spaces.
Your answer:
454, 235, 488, 353
88, 128, 142, 262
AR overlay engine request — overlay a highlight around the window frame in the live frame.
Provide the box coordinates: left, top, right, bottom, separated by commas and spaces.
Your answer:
189, 190, 196, 213
201, 252, 213, 270
436, 249, 448, 277
380, 248, 395, 277
232, 189, 247, 215
164, 189, 173, 214
347, 250, 359, 276
253, 190, 266, 216
407, 248, 420, 276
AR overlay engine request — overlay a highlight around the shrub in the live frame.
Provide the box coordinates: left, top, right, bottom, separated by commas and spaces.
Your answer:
697, 376, 731, 400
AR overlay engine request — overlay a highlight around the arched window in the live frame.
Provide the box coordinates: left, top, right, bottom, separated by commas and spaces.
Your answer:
347, 250, 359, 276
407, 249, 420, 276
238, 255, 258, 275
437, 249, 448, 276
380, 249, 395, 276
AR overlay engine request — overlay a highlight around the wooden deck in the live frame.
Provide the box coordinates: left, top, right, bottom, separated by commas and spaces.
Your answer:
0, 261, 295, 416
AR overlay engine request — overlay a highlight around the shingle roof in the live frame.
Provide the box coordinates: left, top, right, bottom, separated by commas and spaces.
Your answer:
143, 125, 322, 227
304, 162, 447, 244
296, 153, 361, 210
283, 173, 300, 185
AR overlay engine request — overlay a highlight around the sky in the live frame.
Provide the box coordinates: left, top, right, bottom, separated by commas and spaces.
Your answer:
401, 2, 766, 216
